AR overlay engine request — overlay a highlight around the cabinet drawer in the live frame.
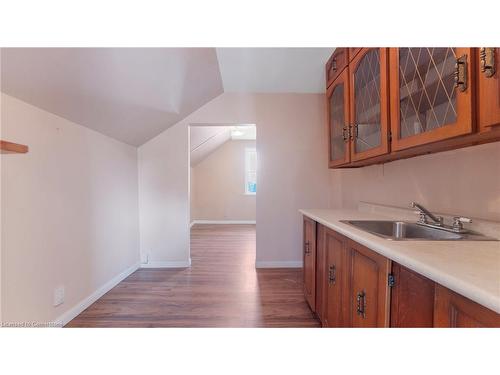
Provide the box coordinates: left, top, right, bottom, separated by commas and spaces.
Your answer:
326, 48, 348, 87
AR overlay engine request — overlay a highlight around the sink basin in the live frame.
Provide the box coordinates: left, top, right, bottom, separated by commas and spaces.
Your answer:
340, 220, 498, 241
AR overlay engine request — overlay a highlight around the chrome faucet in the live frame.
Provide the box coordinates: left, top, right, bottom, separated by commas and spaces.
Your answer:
410, 202, 472, 233
411, 202, 444, 226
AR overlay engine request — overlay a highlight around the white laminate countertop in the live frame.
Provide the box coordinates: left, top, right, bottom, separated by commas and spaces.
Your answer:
299, 207, 500, 314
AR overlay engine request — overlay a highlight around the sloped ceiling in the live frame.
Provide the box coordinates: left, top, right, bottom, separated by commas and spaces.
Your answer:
216, 48, 335, 93
190, 126, 231, 166
1, 48, 334, 146
0, 48, 223, 146
190, 125, 256, 166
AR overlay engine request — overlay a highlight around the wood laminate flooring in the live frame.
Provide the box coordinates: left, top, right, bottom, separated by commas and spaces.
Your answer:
67, 224, 320, 327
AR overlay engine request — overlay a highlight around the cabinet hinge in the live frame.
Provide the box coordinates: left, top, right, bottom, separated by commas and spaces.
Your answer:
388, 274, 395, 287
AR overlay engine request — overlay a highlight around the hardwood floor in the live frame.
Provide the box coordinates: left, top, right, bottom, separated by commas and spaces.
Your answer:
67, 224, 320, 327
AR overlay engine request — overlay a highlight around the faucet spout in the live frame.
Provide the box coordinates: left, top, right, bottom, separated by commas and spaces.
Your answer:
410, 202, 444, 226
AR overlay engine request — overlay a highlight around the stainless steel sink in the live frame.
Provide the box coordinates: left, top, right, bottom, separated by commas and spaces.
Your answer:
340, 220, 498, 241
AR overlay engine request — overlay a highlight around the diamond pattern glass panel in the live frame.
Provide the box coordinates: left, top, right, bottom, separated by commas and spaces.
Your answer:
330, 83, 345, 161
354, 49, 381, 153
399, 48, 457, 138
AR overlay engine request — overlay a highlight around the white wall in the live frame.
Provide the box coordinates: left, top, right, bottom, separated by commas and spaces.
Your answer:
330, 141, 500, 221
138, 122, 190, 267
1, 94, 140, 324
191, 140, 256, 221
138, 93, 331, 267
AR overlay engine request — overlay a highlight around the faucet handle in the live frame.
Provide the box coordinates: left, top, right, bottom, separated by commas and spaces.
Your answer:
453, 216, 472, 224
452, 216, 472, 231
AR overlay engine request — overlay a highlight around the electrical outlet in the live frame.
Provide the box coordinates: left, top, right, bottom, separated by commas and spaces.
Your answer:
141, 252, 149, 264
53, 286, 65, 307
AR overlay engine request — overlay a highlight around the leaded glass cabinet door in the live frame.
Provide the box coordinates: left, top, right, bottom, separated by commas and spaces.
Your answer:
327, 68, 350, 167
478, 48, 500, 131
389, 48, 474, 151
349, 48, 390, 161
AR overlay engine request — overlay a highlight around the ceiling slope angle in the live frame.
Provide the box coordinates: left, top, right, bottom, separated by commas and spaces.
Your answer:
190, 125, 256, 166
190, 126, 231, 166
215, 47, 335, 93
0, 48, 224, 146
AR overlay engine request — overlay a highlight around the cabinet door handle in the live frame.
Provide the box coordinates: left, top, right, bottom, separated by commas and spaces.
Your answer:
304, 240, 310, 254
454, 54, 468, 92
331, 58, 337, 72
480, 47, 496, 78
356, 290, 366, 318
328, 264, 336, 285
349, 124, 358, 141
342, 126, 349, 142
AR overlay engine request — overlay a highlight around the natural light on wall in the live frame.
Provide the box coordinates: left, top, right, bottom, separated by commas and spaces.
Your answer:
245, 147, 257, 194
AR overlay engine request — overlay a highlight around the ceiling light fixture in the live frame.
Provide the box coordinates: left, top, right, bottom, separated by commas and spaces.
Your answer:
231, 127, 244, 137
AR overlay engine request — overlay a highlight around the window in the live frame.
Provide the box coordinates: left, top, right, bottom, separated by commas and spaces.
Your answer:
245, 147, 257, 194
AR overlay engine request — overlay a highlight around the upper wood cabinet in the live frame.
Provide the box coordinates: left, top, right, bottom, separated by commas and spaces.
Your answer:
327, 68, 351, 167
347, 239, 391, 327
389, 48, 474, 151
303, 216, 317, 311
349, 48, 390, 161
326, 48, 348, 88
349, 48, 362, 62
478, 47, 500, 131
325, 47, 500, 168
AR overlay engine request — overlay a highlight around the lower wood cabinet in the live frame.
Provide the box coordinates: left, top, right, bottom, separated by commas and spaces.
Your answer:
317, 226, 391, 327
315, 224, 326, 320
303, 216, 317, 311
348, 240, 391, 327
434, 285, 500, 328
323, 228, 349, 327
304, 217, 500, 328
390, 263, 435, 327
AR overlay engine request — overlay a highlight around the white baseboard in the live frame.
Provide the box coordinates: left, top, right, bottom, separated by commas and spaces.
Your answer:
191, 220, 256, 225
54, 261, 140, 327
140, 258, 191, 268
255, 261, 303, 268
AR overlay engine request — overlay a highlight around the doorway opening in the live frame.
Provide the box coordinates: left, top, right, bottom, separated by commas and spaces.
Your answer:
188, 124, 257, 267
